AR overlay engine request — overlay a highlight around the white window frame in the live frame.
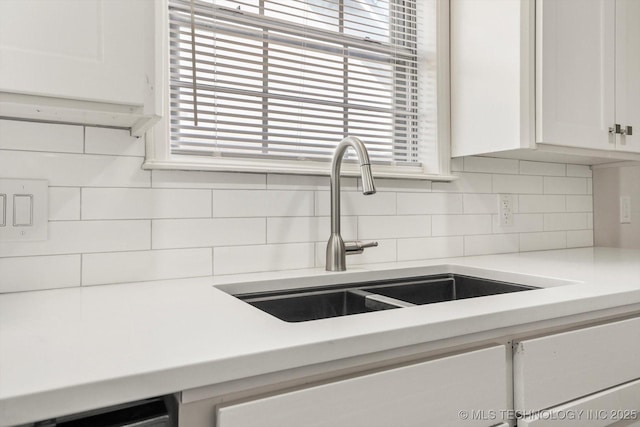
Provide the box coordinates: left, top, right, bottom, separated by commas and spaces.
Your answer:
143, 0, 453, 181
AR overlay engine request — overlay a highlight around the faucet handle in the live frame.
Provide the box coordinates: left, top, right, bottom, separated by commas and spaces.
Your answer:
345, 241, 379, 255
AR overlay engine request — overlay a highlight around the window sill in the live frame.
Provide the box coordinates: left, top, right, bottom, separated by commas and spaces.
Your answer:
142, 158, 457, 182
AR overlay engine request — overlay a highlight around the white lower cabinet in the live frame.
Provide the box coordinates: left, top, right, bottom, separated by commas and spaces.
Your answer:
216, 346, 508, 427
514, 317, 640, 426
518, 378, 640, 427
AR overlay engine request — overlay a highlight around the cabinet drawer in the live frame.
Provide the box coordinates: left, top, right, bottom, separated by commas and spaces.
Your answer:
218, 346, 508, 427
519, 377, 640, 427
514, 317, 640, 412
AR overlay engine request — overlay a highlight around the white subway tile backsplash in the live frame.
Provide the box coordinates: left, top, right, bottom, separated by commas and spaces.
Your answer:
358, 215, 431, 239
212, 190, 315, 218
214, 243, 315, 275
83, 188, 211, 219
544, 213, 588, 231
82, 248, 213, 286
463, 194, 500, 214
0, 220, 150, 257
432, 214, 492, 236
0, 150, 150, 187
153, 170, 266, 189
493, 174, 543, 194
520, 231, 567, 252
347, 239, 397, 265
519, 195, 566, 213
397, 236, 464, 261
267, 216, 356, 244
397, 193, 463, 215
520, 161, 566, 176
432, 173, 492, 193
566, 164, 592, 177
212, 190, 267, 217
544, 177, 587, 194
0, 120, 596, 293
84, 127, 144, 156
49, 187, 81, 220
492, 214, 544, 234
0, 119, 83, 153
566, 195, 593, 212
314, 239, 397, 267
369, 178, 432, 192
267, 174, 354, 191
315, 191, 396, 216
464, 234, 520, 256
152, 218, 265, 249
266, 191, 315, 217
0, 255, 81, 293
567, 230, 594, 248
464, 157, 519, 174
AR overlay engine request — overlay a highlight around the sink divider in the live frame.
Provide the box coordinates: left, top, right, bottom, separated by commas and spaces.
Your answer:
347, 289, 416, 311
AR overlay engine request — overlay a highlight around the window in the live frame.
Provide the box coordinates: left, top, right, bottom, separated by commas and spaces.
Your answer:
145, 0, 450, 179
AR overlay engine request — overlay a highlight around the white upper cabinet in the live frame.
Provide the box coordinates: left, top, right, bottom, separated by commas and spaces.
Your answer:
537, 0, 616, 151
451, 0, 640, 163
0, 0, 160, 135
615, 0, 640, 153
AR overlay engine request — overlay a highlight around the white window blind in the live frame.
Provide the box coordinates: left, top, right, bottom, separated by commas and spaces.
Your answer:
168, 0, 428, 168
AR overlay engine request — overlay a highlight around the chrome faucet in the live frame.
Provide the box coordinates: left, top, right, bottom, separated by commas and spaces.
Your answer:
326, 136, 378, 271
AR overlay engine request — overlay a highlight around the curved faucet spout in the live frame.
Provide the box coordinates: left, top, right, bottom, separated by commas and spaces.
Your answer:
326, 136, 378, 271
330, 137, 376, 235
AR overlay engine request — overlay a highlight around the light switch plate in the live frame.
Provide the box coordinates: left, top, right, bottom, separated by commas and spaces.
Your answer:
0, 178, 48, 241
620, 196, 631, 224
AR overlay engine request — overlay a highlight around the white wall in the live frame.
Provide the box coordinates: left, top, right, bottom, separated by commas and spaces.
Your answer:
0, 119, 594, 293
593, 164, 640, 248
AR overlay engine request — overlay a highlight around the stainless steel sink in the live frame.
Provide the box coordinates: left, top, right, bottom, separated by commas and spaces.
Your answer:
235, 274, 538, 322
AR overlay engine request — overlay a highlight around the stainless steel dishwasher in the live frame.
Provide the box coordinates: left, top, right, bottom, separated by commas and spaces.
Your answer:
32, 396, 176, 427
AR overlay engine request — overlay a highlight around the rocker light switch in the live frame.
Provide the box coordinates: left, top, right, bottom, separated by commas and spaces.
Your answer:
0, 179, 48, 241
14, 194, 33, 226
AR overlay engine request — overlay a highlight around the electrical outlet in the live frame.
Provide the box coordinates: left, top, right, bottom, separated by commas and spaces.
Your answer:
620, 196, 631, 224
499, 194, 514, 227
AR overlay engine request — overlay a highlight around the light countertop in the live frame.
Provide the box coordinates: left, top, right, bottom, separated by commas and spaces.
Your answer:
2, 247, 640, 426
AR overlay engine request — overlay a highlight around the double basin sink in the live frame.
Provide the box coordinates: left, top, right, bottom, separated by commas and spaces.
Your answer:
234, 274, 539, 322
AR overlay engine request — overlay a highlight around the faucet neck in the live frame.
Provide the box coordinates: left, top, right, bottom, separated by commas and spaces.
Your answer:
330, 137, 372, 235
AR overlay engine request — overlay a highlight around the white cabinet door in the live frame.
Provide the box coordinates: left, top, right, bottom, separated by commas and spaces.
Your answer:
0, 0, 153, 105
450, 0, 535, 158
0, 0, 157, 133
513, 317, 640, 413
519, 377, 640, 427
615, 0, 640, 153
217, 346, 508, 427
537, 0, 616, 150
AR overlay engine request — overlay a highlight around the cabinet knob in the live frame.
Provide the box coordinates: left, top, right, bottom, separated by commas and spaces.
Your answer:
623, 126, 633, 136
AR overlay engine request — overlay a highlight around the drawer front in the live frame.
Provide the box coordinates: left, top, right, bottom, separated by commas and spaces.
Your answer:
519, 377, 640, 427
514, 317, 640, 412
218, 346, 508, 427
